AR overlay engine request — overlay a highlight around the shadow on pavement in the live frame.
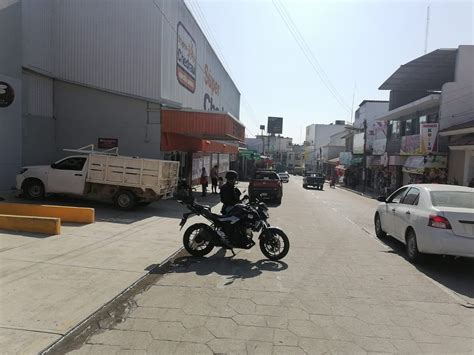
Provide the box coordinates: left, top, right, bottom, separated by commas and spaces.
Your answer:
379, 235, 474, 301
166, 249, 288, 284
10, 191, 223, 225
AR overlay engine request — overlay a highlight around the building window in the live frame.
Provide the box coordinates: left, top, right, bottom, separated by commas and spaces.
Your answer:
388, 120, 400, 139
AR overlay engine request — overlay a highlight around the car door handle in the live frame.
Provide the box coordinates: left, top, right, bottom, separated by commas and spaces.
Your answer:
74, 173, 83, 176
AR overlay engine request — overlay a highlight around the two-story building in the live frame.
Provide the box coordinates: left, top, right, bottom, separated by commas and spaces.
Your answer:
375, 47, 474, 190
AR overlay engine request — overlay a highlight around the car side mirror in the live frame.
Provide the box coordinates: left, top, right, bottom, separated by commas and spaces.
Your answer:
50, 163, 56, 169
377, 196, 387, 203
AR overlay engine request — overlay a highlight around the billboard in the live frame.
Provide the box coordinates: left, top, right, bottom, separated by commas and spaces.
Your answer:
267, 116, 283, 134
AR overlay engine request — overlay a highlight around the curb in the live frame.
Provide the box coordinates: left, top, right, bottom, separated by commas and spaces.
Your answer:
40, 247, 187, 355
336, 186, 378, 199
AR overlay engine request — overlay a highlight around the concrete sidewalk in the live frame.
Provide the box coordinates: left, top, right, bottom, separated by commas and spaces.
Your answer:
0, 193, 221, 354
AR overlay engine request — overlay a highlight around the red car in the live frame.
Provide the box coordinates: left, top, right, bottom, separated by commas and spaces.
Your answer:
249, 170, 283, 204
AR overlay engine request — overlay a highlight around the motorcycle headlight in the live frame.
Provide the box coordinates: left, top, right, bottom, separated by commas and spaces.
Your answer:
19, 168, 28, 174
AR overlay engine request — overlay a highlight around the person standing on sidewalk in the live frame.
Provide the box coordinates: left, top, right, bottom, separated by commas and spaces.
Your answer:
200, 167, 208, 197
210, 165, 219, 194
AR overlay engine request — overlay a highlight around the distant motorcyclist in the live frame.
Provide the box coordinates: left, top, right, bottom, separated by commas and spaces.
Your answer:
220, 170, 241, 214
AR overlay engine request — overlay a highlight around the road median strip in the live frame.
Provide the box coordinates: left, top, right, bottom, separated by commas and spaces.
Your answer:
0, 203, 95, 224
0, 214, 61, 235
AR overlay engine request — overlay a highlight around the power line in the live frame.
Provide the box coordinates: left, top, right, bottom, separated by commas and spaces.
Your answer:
184, 0, 263, 134
272, 0, 351, 113
276, 0, 350, 110
151, 0, 261, 138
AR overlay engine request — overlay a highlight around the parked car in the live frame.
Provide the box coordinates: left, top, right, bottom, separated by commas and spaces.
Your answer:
374, 184, 474, 262
249, 170, 283, 204
278, 171, 290, 183
16, 145, 179, 210
303, 172, 325, 190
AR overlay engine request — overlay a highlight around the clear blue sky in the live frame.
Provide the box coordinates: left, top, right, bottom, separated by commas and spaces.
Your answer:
185, 0, 473, 144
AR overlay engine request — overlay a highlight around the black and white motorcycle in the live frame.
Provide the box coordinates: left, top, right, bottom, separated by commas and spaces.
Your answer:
177, 195, 290, 261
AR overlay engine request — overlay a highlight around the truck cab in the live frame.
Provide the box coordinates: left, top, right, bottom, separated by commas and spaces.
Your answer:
17, 155, 88, 199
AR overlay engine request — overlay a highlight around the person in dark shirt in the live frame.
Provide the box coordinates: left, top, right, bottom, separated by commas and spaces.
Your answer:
220, 170, 241, 214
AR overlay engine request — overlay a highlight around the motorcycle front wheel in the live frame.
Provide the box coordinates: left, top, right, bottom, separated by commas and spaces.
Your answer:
259, 228, 290, 261
183, 223, 214, 257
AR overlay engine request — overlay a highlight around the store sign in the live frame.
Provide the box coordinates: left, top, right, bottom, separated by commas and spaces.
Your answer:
176, 22, 197, 93
0, 81, 15, 108
420, 123, 439, 154
98, 138, 118, 149
353, 132, 365, 154
400, 134, 421, 155
339, 152, 352, 166
403, 155, 447, 174
372, 138, 387, 155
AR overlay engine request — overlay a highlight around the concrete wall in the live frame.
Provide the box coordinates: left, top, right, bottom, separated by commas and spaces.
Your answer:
448, 150, 467, 185
52, 81, 162, 161
22, 0, 240, 118
439, 45, 474, 130
353, 101, 389, 129
0, 0, 22, 191
22, 72, 56, 165
314, 124, 346, 150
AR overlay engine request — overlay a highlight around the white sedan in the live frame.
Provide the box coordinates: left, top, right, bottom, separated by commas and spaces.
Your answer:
374, 184, 474, 262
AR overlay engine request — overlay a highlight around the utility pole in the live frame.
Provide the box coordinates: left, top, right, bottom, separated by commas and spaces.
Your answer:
350, 83, 356, 124
260, 125, 265, 155
424, 6, 430, 54
362, 119, 367, 194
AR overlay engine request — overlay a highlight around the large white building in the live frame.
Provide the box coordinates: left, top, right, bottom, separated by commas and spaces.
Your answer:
0, 0, 244, 191
304, 121, 347, 167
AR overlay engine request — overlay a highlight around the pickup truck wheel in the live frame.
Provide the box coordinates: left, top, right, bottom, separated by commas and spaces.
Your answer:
24, 180, 45, 200
114, 190, 136, 210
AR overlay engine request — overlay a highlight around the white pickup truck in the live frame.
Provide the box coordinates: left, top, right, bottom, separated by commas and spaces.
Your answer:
16, 146, 179, 210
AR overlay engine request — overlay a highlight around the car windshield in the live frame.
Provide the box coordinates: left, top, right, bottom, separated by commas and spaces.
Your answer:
430, 191, 474, 209
255, 172, 278, 180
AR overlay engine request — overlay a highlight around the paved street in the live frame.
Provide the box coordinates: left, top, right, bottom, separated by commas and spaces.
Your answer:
68, 177, 473, 354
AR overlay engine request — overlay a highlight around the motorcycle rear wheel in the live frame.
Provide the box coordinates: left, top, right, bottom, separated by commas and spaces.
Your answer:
259, 228, 290, 261
183, 223, 214, 257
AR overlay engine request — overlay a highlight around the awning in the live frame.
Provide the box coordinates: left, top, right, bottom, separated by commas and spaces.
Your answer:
402, 155, 448, 174
161, 108, 245, 153
161, 133, 239, 154
161, 109, 245, 141
439, 120, 474, 136
375, 94, 440, 122
379, 49, 457, 91
328, 157, 339, 165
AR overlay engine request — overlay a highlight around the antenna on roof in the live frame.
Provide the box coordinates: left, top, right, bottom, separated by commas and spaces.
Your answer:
424, 5, 430, 54
349, 83, 356, 124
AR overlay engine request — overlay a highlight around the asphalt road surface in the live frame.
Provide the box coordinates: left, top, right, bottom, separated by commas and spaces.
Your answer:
68, 177, 474, 354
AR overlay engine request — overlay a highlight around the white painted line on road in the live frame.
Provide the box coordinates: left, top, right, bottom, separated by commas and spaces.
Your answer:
344, 216, 356, 225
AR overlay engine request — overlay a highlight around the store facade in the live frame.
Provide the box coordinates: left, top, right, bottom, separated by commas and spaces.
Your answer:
1, 0, 243, 190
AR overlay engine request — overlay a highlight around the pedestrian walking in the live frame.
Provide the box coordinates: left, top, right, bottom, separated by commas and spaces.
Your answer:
210, 165, 219, 194
200, 167, 208, 197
